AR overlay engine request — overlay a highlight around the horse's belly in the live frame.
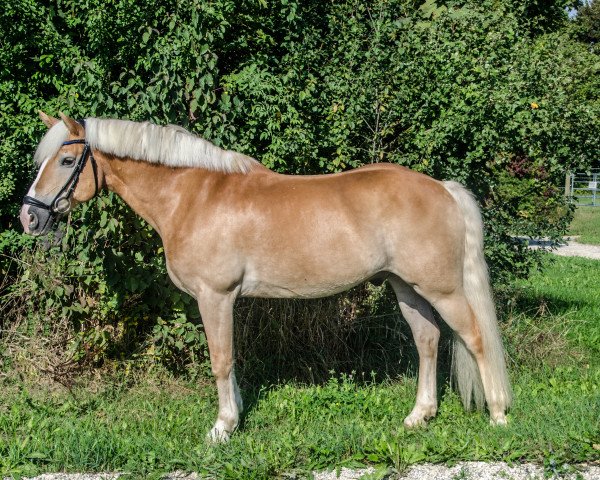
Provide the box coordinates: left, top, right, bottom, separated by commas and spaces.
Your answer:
239, 252, 385, 299
239, 277, 367, 299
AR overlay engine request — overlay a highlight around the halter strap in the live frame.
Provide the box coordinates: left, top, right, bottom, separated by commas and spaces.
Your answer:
23, 134, 98, 216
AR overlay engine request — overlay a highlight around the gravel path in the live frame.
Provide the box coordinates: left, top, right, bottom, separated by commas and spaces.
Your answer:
313, 462, 600, 479
551, 240, 600, 260
528, 237, 600, 260
9, 462, 600, 479
10, 240, 600, 480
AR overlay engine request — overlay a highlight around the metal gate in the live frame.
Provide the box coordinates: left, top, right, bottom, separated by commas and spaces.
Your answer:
567, 169, 600, 206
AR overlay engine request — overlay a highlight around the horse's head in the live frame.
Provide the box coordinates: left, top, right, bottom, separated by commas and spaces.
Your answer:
20, 112, 100, 236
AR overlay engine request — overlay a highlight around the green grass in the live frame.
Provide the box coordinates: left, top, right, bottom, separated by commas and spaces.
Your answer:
569, 206, 600, 245
1, 256, 599, 479
1, 369, 598, 479
514, 256, 600, 356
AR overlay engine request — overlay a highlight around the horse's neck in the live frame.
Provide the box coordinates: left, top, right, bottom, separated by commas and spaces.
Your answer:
98, 154, 218, 237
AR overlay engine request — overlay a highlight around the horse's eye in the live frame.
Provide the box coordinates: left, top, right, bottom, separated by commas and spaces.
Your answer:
60, 156, 76, 167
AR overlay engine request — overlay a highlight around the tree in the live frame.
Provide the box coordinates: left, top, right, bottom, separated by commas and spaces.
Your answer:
575, 0, 600, 46
1, 0, 598, 373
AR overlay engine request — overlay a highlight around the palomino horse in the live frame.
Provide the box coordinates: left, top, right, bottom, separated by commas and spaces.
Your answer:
21, 112, 511, 442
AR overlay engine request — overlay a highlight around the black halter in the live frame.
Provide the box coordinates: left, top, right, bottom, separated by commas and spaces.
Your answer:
23, 133, 98, 216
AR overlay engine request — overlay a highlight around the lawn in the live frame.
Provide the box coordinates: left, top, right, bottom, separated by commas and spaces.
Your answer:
1, 255, 599, 479
569, 206, 600, 244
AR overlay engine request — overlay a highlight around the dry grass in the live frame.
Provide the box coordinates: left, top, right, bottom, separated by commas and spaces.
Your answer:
233, 284, 412, 386
2, 263, 414, 390
502, 303, 582, 369
1, 254, 87, 389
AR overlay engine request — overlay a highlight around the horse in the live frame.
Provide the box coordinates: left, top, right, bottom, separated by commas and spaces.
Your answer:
20, 111, 512, 442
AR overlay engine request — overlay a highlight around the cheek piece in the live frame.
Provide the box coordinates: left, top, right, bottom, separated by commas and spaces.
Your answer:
23, 122, 98, 219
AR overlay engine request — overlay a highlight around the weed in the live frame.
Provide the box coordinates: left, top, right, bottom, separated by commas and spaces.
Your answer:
452, 467, 469, 480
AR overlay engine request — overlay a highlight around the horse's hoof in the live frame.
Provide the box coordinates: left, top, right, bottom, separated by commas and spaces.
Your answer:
490, 414, 508, 426
403, 417, 426, 429
403, 405, 436, 428
403, 413, 430, 428
207, 426, 231, 444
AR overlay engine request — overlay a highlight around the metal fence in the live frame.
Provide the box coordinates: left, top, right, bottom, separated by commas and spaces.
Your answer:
567, 169, 600, 206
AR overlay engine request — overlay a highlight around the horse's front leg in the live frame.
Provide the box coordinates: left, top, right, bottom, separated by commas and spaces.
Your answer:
198, 289, 242, 443
390, 279, 440, 427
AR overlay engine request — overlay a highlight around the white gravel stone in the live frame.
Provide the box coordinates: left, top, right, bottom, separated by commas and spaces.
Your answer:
15, 462, 598, 480
9, 475, 120, 480
312, 466, 375, 480
312, 462, 600, 480
399, 462, 599, 480
552, 240, 600, 260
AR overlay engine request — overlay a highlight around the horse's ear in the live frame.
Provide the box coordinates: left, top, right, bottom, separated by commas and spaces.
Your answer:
58, 112, 83, 136
39, 111, 59, 129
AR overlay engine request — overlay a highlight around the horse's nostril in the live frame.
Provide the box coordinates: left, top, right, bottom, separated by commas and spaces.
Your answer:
29, 212, 39, 229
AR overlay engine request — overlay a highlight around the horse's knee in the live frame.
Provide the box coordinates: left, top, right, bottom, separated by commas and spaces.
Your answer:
414, 330, 439, 357
211, 356, 233, 378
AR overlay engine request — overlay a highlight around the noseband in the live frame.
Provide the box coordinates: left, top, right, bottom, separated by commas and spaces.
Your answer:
23, 131, 98, 217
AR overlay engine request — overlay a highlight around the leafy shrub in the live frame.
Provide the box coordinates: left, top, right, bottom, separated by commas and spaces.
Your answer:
1, 0, 598, 378
224, 1, 598, 279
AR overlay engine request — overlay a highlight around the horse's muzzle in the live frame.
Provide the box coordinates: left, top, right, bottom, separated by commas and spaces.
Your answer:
20, 203, 55, 236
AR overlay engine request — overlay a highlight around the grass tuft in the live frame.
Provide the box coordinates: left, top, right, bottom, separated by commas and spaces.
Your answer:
503, 308, 582, 368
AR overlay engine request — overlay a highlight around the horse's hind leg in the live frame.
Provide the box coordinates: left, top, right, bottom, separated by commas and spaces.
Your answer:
430, 290, 508, 425
390, 278, 440, 427
197, 290, 243, 443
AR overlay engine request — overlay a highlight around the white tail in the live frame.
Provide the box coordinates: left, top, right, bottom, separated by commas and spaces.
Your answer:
443, 181, 512, 412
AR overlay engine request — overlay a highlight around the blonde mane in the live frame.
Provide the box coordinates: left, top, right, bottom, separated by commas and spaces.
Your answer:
34, 122, 69, 165
35, 118, 258, 174
86, 118, 257, 173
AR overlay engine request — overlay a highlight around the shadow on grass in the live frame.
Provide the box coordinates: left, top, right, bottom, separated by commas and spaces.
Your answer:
235, 273, 597, 425
231, 286, 460, 425
499, 289, 584, 319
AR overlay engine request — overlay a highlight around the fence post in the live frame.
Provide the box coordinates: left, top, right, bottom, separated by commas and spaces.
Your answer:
565, 172, 571, 200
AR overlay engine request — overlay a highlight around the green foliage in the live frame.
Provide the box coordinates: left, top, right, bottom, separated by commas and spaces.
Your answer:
1, 0, 599, 374
3, 193, 210, 375
573, 0, 600, 47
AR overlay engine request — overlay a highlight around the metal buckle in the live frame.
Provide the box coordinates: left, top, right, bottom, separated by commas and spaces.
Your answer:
52, 195, 72, 214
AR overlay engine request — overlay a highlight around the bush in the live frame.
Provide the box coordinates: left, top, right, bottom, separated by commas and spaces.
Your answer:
1, 0, 598, 378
